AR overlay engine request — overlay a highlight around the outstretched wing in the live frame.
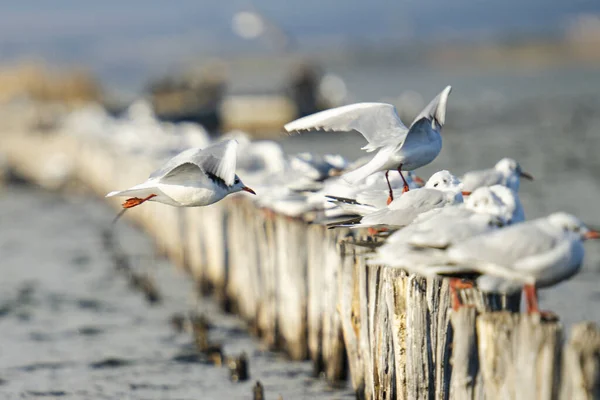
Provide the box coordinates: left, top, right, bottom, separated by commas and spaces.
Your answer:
398, 86, 452, 151
284, 103, 408, 152
150, 140, 238, 186
409, 85, 452, 130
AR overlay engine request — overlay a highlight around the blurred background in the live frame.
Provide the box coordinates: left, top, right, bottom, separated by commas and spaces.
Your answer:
1, 1, 600, 398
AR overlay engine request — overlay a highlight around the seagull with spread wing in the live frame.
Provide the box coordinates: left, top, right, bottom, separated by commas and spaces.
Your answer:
106, 140, 255, 213
284, 86, 452, 202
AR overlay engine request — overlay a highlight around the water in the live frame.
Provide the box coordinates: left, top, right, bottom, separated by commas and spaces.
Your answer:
0, 185, 354, 399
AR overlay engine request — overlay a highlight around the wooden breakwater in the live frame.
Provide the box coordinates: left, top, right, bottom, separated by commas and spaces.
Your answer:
1, 120, 599, 399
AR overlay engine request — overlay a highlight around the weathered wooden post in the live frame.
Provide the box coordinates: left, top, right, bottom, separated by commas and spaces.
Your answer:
477, 312, 563, 400
561, 322, 600, 400
339, 239, 368, 397
274, 214, 308, 360
449, 307, 482, 400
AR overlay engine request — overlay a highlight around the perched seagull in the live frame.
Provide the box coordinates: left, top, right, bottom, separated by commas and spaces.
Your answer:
331, 170, 466, 230
284, 86, 452, 202
369, 185, 515, 258
106, 140, 255, 215
461, 158, 533, 192
420, 212, 600, 313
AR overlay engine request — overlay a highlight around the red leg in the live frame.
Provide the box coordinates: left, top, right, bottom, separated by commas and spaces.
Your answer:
450, 278, 474, 311
397, 164, 410, 193
385, 170, 394, 204
122, 194, 157, 209
367, 227, 389, 236
523, 284, 539, 314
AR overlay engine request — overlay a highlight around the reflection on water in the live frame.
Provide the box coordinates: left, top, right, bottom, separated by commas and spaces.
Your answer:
0, 186, 354, 399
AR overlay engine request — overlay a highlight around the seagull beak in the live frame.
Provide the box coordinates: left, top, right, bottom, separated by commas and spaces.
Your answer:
520, 171, 534, 180
242, 186, 256, 195
584, 230, 600, 240
461, 191, 472, 196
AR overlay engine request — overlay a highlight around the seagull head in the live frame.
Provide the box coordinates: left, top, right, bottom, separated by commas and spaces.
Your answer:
230, 175, 256, 195
425, 170, 468, 193
547, 212, 600, 241
495, 158, 533, 186
465, 186, 508, 223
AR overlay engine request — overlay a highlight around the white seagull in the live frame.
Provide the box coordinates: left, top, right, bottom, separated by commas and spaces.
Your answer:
332, 170, 466, 230
422, 212, 600, 313
284, 86, 452, 202
461, 158, 533, 192
106, 140, 255, 211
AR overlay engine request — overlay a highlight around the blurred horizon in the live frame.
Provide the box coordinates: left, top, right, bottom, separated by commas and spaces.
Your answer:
2, 1, 600, 99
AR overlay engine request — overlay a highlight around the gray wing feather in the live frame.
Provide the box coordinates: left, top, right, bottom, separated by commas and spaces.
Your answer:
284, 103, 408, 152
159, 162, 207, 186
397, 85, 451, 150
149, 140, 238, 186
359, 189, 446, 227
448, 222, 557, 268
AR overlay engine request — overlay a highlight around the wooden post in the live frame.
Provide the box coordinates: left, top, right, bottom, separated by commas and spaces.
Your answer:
256, 209, 278, 347
450, 307, 482, 400
274, 215, 308, 360
339, 238, 366, 396
561, 322, 600, 400
477, 312, 562, 400
321, 228, 347, 382
307, 224, 326, 373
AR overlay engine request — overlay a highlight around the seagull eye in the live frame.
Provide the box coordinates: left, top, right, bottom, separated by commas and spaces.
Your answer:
234, 178, 240, 184
434, 183, 439, 187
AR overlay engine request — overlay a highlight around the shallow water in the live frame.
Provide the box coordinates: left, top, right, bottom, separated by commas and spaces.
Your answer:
0, 185, 354, 399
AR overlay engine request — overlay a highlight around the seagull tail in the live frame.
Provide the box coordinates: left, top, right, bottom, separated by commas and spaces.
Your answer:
342, 160, 384, 185
105, 186, 156, 199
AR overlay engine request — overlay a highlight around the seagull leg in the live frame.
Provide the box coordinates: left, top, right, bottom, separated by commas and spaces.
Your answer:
449, 278, 474, 311
122, 194, 157, 209
367, 227, 389, 236
523, 284, 539, 314
523, 284, 558, 320
397, 164, 410, 193
385, 171, 393, 205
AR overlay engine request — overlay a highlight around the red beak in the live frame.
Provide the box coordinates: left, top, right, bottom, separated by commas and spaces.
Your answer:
520, 171, 534, 180
413, 175, 425, 186
242, 186, 256, 195
461, 191, 472, 196
584, 230, 600, 240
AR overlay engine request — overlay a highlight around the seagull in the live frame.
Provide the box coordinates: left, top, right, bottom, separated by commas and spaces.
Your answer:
330, 170, 466, 230
369, 185, 516, 260
461, 158, 533, 192
284, 86, 452, 202
415, 212, 600, 313
106, 140, 255, 216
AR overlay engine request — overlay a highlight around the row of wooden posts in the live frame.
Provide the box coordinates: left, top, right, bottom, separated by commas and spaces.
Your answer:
2, 125, 599, 399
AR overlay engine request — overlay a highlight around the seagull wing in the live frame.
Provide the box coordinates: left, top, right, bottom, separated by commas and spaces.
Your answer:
284, 103, 408, 152
150, 140, 238, 186
409, 85, 452, 130
357, 188, 446, 228
398, 86, 452, 150
158, 162, 208, 186
447, 221, 558, 272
